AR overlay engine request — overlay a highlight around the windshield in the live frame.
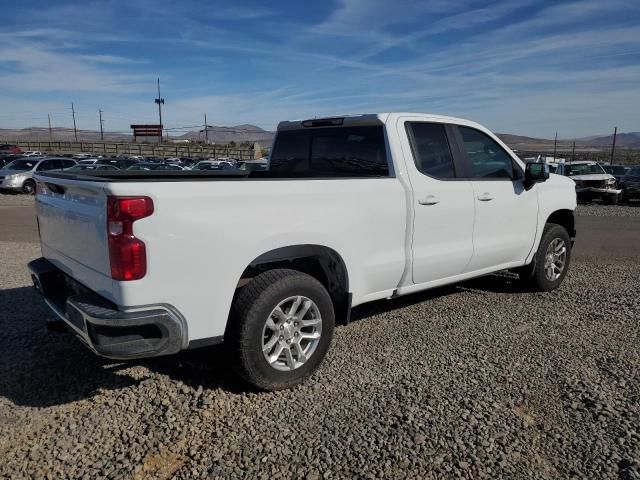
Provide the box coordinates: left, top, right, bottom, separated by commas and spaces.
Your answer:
5, 159, 37, 170
564, 163, 606, 176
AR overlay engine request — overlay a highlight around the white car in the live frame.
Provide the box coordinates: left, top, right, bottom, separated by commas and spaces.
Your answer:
555, 161, 621, 204
23, 151, 43, 157
29, 112, 576, 390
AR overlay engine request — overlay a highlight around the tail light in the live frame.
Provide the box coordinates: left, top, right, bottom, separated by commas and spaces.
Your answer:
107, 196, 154, 281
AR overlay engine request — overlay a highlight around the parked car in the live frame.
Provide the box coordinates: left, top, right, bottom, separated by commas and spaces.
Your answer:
0, 144, 22, 154
556, 161, 621, 204
96, 158, 140, 170
66, 164, 119, 172
28, 113, 576, 390
620, 166, 640, 202
602, 164, 627, 183
193, 160, 236, 170
238, 159, 269, 172
23, 151, 44, 157
127, 162, 184, 171
0, 157, 76, 194
79, 158, 100, 165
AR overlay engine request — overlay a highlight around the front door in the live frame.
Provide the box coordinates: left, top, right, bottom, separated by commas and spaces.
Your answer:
454, 125, 539, 272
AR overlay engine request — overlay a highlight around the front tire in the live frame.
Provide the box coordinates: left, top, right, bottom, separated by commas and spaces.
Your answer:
518, 223, 571, 291
229, 269, 335, 391
22, 180, 36, 195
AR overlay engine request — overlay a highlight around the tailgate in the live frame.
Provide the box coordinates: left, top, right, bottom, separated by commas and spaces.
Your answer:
35, 174, 113, 298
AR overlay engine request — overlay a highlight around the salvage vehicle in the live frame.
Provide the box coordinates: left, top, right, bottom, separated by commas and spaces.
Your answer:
556, 161, 621, 204
0, 157, 76, 194
28, 113, 577, 390
620, 166, 640, 202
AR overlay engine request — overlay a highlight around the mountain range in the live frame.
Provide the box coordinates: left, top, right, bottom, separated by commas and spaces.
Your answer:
1, 125, 639, 148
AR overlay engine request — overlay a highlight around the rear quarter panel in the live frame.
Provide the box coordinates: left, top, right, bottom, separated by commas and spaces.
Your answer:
105, 178, 407, 341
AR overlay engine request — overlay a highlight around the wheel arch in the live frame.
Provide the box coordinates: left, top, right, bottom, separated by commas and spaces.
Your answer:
546, 209, 576, 239
236, 244, 352, 324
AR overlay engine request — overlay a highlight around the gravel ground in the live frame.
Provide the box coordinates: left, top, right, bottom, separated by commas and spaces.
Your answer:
576, 202, 640, 217
0, 193, 36, 207
1, 234, 638, 479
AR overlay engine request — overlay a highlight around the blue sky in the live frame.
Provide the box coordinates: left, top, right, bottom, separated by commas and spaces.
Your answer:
1, 0, 639, 137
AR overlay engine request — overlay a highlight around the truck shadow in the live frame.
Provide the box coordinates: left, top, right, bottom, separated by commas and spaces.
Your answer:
0, 271, 528, 407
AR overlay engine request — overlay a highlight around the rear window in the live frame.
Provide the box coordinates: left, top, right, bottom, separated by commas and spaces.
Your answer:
269, 126, 389, 177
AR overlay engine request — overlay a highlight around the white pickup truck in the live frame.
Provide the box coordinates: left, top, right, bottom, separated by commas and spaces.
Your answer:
28, 113, 577, 390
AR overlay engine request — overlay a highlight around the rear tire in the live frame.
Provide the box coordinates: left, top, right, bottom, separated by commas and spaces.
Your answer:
22, 180, 36, 195
518, 223, 571, 291
228, 269, 335, 391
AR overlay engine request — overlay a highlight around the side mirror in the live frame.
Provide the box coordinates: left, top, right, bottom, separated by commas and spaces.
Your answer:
524, 162, 549, 188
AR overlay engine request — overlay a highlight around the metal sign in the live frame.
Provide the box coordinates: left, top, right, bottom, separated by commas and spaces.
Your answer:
130, 124, 163, 141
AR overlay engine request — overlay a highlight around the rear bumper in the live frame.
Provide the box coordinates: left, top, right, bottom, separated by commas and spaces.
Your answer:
28, 257, 186, 360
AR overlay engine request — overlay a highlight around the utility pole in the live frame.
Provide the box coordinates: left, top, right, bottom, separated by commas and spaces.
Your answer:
154, 78, 164, 143
204, 113, 208, 144
571, 140, 576, 163
48, 114, 53, 142
99, 109, 104, 141
610, 126, 617, 165
552, 131, 557, 161
71, 102, 78, 141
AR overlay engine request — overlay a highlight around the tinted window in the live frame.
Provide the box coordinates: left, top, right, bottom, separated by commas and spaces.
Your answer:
36, 160, 57, 171
459, 127, 515, 179
406, 123, 455, 178
61, 160, 76, 168
270, 126, 388, 177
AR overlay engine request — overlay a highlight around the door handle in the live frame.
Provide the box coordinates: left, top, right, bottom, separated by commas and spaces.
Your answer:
418, 195, 440, 205
477, 192, 494, 201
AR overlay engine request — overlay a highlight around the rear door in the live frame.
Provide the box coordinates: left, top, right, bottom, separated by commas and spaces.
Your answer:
398, 118, 475, 284
454, 126, 538, 271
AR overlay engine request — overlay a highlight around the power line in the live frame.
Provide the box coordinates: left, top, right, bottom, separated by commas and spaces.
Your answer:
71, 102, 78, 141
610, 126, 617, 165
99, 109, 105, 141
154, 78, 164, 143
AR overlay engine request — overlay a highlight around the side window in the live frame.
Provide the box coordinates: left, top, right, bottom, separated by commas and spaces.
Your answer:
459, 127, 515, 179
36, 160, 55, 171
62, 160, 75, 168
406, 122, 456, 178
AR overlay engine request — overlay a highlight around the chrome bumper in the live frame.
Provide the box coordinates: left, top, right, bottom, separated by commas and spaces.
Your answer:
28, 257, 185, 360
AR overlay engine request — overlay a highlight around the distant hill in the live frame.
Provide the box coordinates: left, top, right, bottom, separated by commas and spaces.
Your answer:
2, 126, 638, 149
575, 132, 640, 148
177, 124, 274, 146
498, 132, 640, 149
0, 124, 276, 147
